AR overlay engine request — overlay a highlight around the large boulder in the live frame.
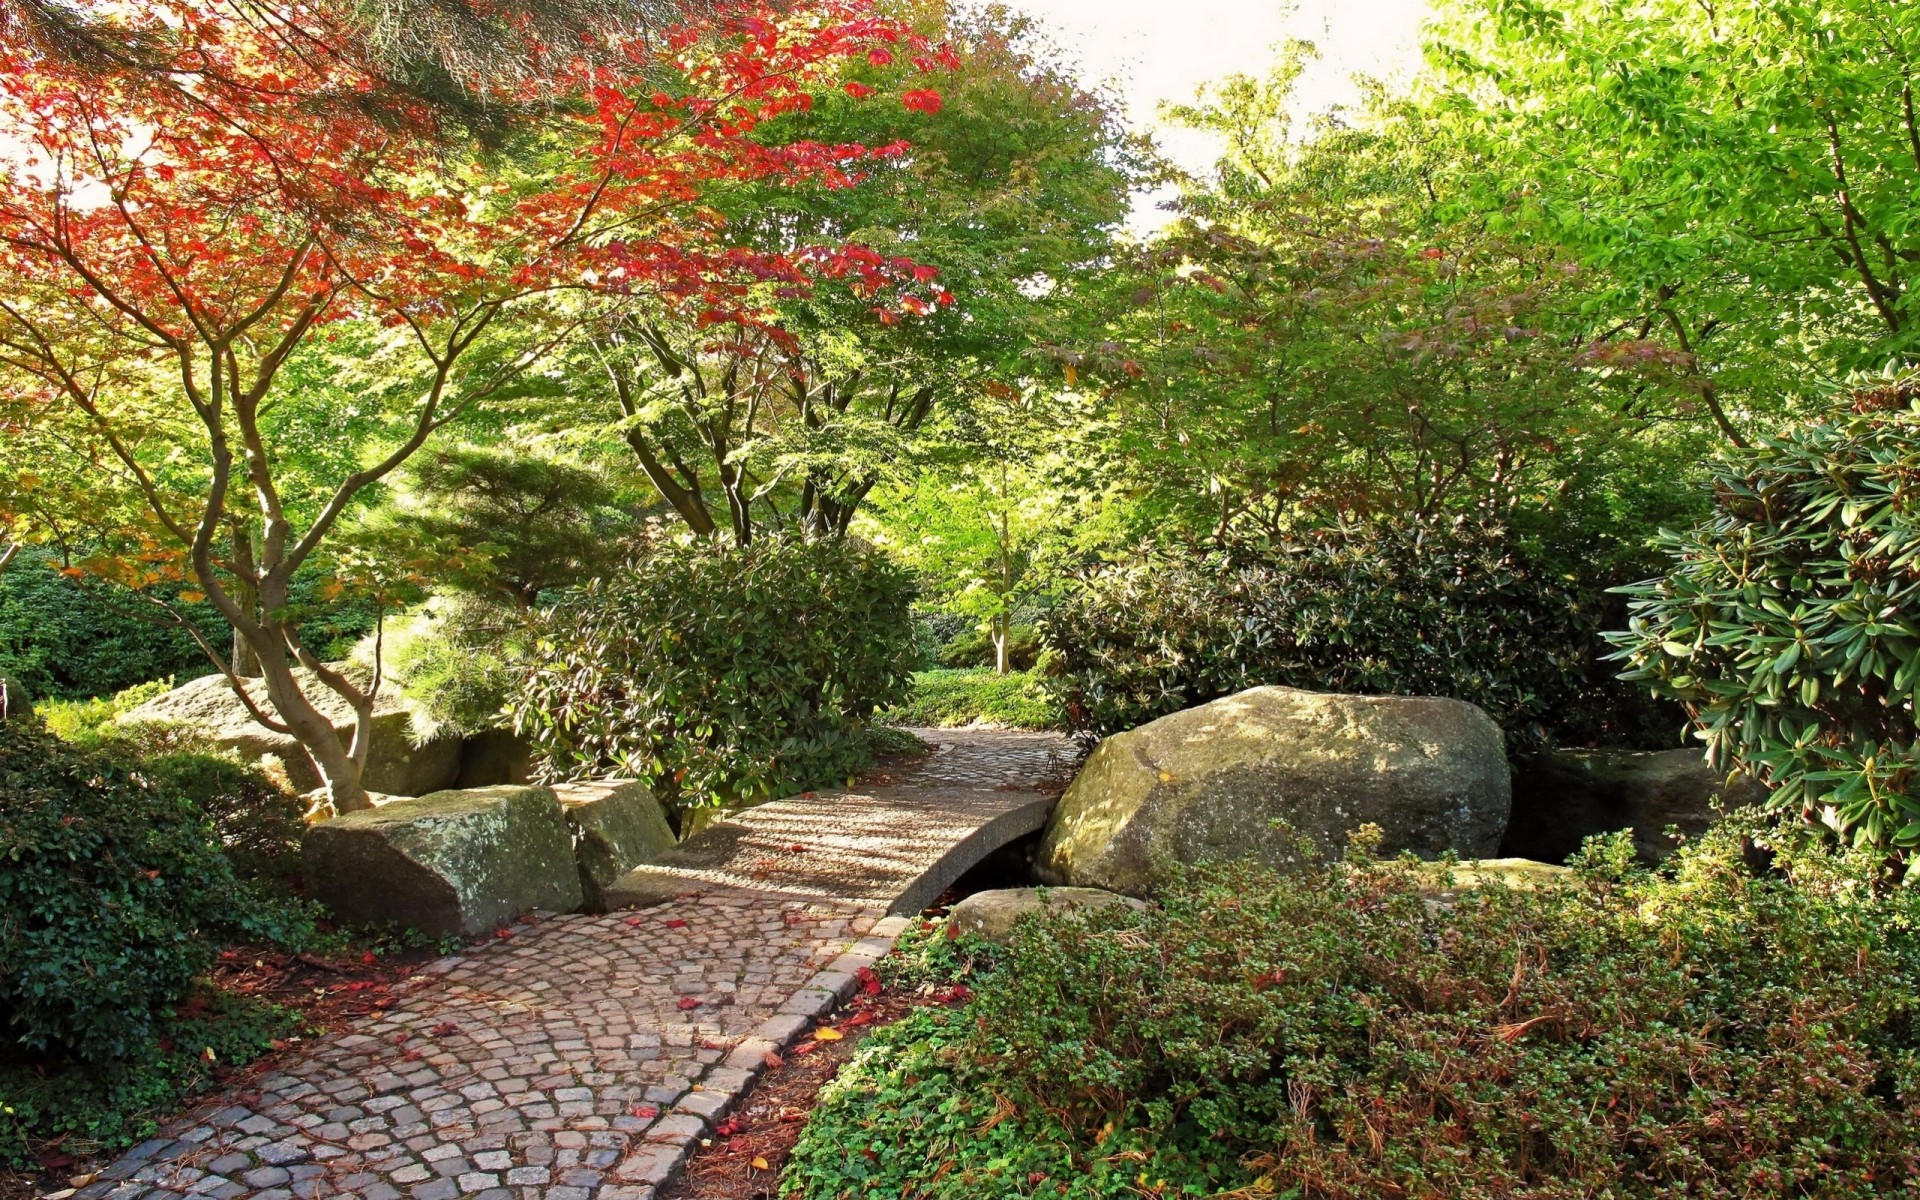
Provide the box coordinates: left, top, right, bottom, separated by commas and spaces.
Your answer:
947, 886, 1147, 944
553, 779, 676, 910
1503, 747, 1765, 865
119, 671, 461, 796
1037, 686, 1511, 895
302, 785, 582, 936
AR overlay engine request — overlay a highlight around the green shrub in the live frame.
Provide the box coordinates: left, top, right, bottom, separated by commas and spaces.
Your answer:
877, 668, 1064, 729
1611, 388, 1920, 854
358, 595, 529, 741
1041, 518, 1604, 749
0, 553, 223, 702
0, 722, 237, 1062
788, 825, 1920, 1200
937, 623, 1043, 671
0, 991, 303, 1166
40, 682, 307, 882
0, 722, 314, 1064
512, 537, 918, 814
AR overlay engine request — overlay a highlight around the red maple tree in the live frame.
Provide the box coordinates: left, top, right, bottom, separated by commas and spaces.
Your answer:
0, 0, 946, 810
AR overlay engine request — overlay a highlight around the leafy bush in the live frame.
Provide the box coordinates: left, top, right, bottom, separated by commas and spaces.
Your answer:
40, 682, 307, 882
357, 595, 529, 741
877, 668, 1064, 729
788, 825, 1920, 1200
0, 553, 224, 702
0, 991, 303, 1167
1042, 518, 1602, 749
1612, 388, 1920, 854
937, 623, 1043, 671
0, 722, 234, 1062
0, 721, 315, 1064
513, 537, 918, 814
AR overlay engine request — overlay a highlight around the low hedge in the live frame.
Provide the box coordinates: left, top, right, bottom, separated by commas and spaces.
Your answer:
788, 824, 1920, 1199
1042, 518, 1633, 750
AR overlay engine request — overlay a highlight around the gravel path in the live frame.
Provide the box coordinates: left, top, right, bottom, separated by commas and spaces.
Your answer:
79, 728, 1069, 1200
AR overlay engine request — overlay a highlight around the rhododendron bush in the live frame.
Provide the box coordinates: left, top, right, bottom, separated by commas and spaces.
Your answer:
0, 0, 945, 811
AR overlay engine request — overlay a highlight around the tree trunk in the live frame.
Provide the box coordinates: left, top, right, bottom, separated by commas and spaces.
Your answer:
253, 646, 375, 812
993, 613, 1010, 676
231, 623, 262, 677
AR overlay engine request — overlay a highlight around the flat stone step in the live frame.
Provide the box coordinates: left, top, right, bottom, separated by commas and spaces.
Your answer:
604, 786, 1055, 915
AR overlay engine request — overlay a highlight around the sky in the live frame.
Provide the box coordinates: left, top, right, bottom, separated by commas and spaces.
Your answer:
999, 0, 1436, 232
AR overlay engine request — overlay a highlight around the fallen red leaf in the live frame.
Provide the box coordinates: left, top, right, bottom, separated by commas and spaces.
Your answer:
665, 918, 688, 929
494, 928, 514, 939
631, 1104, 659, 1119
625, 917, 645, 927
762, 1051, 784, 1069
714, 1117, 743, 1137
431, 1022, 459, 1037
842, 1011, 874, 1028
857, 966, 882, 996
791, 1040, 817, 1056
677, 996, 700, 1010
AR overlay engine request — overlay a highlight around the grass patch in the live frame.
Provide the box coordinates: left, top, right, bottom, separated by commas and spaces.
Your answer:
876, 669, 1063, 730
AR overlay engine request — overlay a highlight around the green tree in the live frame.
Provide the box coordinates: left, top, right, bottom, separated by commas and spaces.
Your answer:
585, 0, 1138, 544
1424, 0, 1920, 436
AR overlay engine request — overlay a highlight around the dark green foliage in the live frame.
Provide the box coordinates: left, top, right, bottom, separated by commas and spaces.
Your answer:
0, 722, 315, 1065
937, 622, 1042, 670
788, 826, 1920, 1200
39, 684, 309, 883
1611, 388, 1920, 854
1042, 518, 1602, 750
0, 553, 223, 702
512, 537, 918, 814
137, 753, 307, 884
877, 669, 1064, 730
359, 444, 632, 608
0, 991, 303, 1167
0, 722, 237, 1063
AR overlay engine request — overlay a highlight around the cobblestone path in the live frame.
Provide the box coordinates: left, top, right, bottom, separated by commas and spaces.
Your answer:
81, 728, 1070, 1200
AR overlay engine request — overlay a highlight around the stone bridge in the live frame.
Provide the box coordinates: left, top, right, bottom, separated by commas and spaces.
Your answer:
79, 728, 1070, 1200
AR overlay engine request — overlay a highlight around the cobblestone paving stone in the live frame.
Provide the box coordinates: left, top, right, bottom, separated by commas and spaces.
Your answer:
82, 729, 1066, 1200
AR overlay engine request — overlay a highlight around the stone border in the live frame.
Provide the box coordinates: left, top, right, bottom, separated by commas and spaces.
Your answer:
606, 914, 911, 1193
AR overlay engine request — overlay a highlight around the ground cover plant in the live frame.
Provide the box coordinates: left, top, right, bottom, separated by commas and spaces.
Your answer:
787, 825, 1920, 1199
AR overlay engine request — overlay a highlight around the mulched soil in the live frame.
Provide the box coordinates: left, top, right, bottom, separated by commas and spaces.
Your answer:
656, 987, 929, 1200
661, 895, 969, 1200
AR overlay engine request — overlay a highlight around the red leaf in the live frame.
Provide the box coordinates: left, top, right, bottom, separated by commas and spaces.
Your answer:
631, 1104, 659, 1119
431, 1022, 459, 1037
678, 996, 701, 1010
665, 918, 688, 929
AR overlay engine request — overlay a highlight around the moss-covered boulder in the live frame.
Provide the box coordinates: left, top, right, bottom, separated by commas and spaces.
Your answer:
119, 671, 461, 796
553, 779, 676, 910
301, 785, 582, 936
947, 886, 1146, 944
1037, 686, 1510, 895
